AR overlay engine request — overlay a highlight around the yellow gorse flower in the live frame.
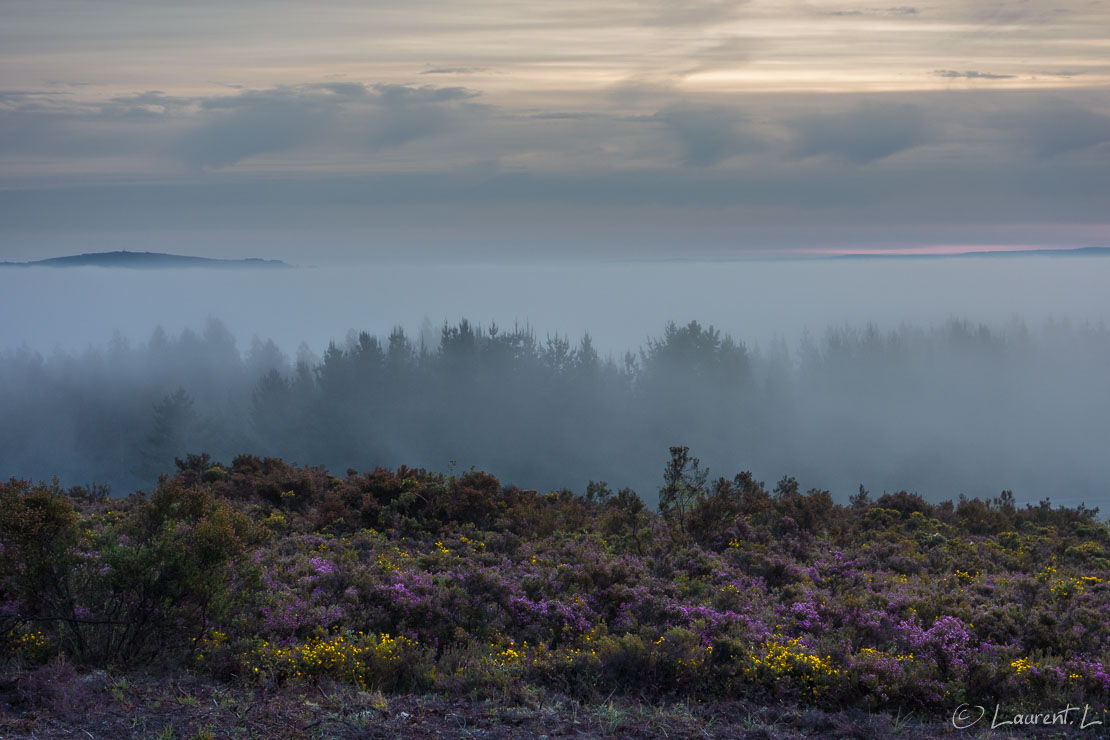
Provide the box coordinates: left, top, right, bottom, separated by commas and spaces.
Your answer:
240, 632, 422, 690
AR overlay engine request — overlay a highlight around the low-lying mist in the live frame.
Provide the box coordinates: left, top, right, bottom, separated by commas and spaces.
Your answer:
4, 257, 1110, 360
2, 311, 1108, 509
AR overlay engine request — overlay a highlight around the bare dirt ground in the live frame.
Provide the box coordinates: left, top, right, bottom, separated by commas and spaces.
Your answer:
1, 665, 1089, 739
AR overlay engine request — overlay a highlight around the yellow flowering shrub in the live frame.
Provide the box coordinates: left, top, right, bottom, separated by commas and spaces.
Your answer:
5, 628, 51, 661
746, 636, 843, 698
241, 631, 433, 691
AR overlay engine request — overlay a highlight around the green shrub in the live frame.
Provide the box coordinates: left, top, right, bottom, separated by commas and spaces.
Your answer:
0, 479, 80, 648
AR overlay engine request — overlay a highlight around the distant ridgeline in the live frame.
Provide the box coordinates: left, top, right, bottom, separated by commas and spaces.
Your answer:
0, 250, 291, 269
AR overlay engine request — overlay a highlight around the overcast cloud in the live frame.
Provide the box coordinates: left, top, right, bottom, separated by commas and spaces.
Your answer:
1, 0, 1109, 260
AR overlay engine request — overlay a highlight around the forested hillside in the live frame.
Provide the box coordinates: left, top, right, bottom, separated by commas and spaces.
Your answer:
3, 316, 1109, 504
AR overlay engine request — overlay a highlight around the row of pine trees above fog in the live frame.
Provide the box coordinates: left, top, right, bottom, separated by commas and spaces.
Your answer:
3, 315, 1107, 500
91, 318, 754, 488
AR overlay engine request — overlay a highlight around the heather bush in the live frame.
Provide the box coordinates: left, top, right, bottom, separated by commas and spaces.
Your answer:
2, 453, 1109, 726
0, 479, 80, 631
1, 475, 255, 666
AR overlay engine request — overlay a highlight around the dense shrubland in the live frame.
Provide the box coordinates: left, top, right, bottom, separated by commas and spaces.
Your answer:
2, 316, 1109, 503
3, 450, 1109, 723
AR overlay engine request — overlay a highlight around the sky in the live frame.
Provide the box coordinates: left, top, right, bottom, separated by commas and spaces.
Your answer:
2, 0, 1109, 262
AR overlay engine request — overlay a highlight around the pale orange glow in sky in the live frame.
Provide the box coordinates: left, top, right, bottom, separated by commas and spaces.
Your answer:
793, 244, 1076, 256
5, 0, 1109, 100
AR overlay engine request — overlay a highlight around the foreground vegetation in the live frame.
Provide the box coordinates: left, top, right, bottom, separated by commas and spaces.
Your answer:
3, 451, 1110, 737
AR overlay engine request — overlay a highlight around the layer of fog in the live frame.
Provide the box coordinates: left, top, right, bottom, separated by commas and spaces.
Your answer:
4, 257, 1110, 359
1, 257, 1108, 509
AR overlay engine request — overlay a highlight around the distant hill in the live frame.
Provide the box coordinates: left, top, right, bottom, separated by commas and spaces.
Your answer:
0, 251, 291, 269
834, 246, 1110, 260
